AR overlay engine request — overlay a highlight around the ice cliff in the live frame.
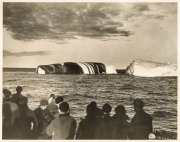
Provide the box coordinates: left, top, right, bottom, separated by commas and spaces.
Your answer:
125, 60, 177, 77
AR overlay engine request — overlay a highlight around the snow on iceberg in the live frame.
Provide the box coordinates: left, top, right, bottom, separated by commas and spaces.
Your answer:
125, 60, 177, 77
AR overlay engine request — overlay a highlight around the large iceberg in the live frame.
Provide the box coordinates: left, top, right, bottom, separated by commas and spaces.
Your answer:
125, 60, 177, 77
36, 62, 117, 74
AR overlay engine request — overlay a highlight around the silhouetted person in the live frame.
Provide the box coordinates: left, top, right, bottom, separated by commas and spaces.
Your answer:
20, 97, 38, 138
47, 94, 58, 117
129, 99, 153, 139
46, 102, 77, 139
3, 89, 19, 126
76, 101, 99, 139
50, 95, 63, 117
48, 94, 56, 104
94, 107, 104, 139
3, 103, 14, 139
34, 99, 53, 139
101, 103, 113, 139
111, 105, 130, 139
11, 86, 28, 106
14, 104, 37, 139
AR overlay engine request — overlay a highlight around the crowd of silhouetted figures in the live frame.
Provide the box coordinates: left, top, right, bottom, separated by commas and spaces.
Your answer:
3, 86, 177, 140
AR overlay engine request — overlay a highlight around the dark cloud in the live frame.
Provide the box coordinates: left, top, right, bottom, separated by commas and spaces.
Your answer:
3, 3, 132, 41
132, 4, 150, 11
3, 50, 50, 57
3, 3, 175, 42
3, 50, 13, 57
124, 3, 171, 22
147, 15, 165, 20
123, 13, 142, 21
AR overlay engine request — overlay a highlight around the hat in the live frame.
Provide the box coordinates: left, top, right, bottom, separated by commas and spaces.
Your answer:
102, 103, 112, 113
40, 99, 48, 106
50, 94, 55, 98
59, 102, 69, 112
134, 99, 145, 109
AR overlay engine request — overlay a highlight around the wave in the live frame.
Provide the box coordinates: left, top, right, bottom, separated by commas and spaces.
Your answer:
148, 92, 163, 96
121, 84, 138, 90
153, 111, 176, 117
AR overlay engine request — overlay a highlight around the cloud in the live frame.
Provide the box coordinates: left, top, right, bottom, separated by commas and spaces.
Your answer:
3, 3, 176, 41
3, 50, 50, 57
122, 3, 176, 22
146, 15, 165, 20
3, 3, 132, 41
132, 4, 150, 11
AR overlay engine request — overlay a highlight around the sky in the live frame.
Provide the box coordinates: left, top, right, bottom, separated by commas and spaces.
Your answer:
3, 2, 177, 69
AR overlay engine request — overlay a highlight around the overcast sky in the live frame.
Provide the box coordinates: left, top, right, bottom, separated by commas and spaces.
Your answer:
3, 2, 177, 69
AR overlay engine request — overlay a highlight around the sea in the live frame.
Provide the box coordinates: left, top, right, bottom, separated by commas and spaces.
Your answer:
3, 71, 177, 134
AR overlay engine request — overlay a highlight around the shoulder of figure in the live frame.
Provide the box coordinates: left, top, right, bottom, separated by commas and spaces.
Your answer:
27, 108, 36, 115
46, 108, 51, 112
34, 107, 41, 112
69, 115, 76, 119
49, 116, 59, 123
78, 117, 85, 122
12, 93, 17, 96
143, 111, 153, 120
34, 107, 38, 111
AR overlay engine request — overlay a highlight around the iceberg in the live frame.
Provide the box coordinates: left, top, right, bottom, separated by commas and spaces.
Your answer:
125, 60, 177, 77
36, 62, 117, 74
105, 64, 118, 74
36, 64, 64, 74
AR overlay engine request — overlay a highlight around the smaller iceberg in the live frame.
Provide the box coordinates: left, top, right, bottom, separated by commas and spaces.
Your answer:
125, 60, 177, 77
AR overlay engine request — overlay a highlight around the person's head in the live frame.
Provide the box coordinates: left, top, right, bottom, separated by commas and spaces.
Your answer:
3, 89, 11, 99
115, 105, 126, 116
59, 102, 69, 113
50, 94, 55, 99
134, 99, 145, 112
55, 96, 64, 104
16, 86, 22, 93
102, 103, 112, 114
90, 101, 97, 107
86, 102, 97, 117
40, 99, 48, 110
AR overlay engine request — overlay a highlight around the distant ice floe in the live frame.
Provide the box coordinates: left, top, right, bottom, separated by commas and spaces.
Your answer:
36, 62, 117, 74
125, 59, 177, 77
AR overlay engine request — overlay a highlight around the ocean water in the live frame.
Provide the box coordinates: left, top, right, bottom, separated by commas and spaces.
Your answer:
3, 72, 177, 133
